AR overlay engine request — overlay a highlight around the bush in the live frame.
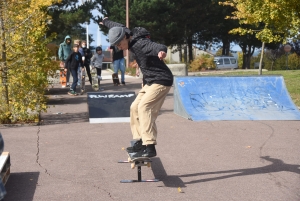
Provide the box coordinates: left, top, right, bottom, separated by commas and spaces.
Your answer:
190, 54, 216, 71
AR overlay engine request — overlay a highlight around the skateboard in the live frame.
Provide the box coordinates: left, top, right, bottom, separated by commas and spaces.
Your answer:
124, 151, 152, 169
91, 68, 99, 91
112, 73, 120, 86
80, 68, 86, 94
118, 142, 159, 183
59, 68, 67, 88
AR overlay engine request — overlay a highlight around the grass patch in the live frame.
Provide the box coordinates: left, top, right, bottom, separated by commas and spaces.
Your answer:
197, 70, 300, 107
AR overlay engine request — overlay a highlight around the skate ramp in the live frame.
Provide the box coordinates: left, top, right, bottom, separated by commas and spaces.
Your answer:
174, 76, 300, 121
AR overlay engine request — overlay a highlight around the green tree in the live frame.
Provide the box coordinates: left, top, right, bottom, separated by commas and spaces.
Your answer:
47, 0, 95, 45
94, 0, 177, 44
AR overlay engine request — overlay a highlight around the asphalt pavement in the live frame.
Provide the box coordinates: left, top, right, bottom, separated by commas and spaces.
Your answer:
0, 70, 300, 201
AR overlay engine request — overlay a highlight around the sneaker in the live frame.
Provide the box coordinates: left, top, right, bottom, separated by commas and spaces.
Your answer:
97, 76, 102, 80
80, 89, 84, 95
127, 139, 144, 153
68, 90, 77, 96
132, 144, 156, 158
66, 83, 70, 87
121, 82, 126, 85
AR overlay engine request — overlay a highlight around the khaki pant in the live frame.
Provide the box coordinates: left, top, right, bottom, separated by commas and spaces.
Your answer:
130, 84, 171, 145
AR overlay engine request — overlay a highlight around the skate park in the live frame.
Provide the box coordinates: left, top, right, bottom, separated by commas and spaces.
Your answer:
0, 70, 300, 201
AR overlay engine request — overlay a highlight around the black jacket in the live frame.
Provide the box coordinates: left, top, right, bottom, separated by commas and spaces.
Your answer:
103, 19, 173, 86
65, 52, 83, 70
82, 47, 92, 65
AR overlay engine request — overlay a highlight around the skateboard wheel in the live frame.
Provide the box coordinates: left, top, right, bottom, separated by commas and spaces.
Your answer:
131, 163, 135, 169
128, 157, 131, 162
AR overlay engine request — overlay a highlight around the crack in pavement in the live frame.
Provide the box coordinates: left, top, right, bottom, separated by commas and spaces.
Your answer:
35, 126, 115, 200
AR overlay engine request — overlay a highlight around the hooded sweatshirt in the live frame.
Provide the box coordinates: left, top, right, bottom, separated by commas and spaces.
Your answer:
58, 35, 72, 61
91, 52, 105, 69
103, 19, 173, 86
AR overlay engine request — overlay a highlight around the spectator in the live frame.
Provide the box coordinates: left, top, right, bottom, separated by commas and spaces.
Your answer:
81, 40, 93, 85
91, 46, 112, 91
64, 44, 84, 96
58, 35, 72, 87
110, 46, 125, 85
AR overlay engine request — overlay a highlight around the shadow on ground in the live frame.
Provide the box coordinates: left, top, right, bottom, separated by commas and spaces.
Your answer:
158, 156, 300, 187
5, 172, 39, 201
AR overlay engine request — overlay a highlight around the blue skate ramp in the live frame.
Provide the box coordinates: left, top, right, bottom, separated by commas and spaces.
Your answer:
174, 76, 300, 121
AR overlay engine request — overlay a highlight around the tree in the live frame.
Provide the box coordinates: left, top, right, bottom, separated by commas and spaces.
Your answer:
203, 0, 239, 56
265, 44, 285, 70
221, 0, 300, 43
47, 0, 95, 45
94, 0, 177, 44
0, 0, 59, 123
95, 0, 215, 63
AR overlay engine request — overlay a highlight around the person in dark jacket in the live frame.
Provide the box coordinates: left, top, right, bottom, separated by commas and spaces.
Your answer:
100, 17, 173, 158
64, 44, 84, 96
81, 40, 93, 85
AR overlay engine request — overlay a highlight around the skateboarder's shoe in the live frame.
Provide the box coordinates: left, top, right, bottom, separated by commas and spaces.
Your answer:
126, 139, 144, 153
68, 90, 78, 96
98, 76, 102, 80
66, 83, 70, 88
132, 144, 156, 158
121, 82, 126, 86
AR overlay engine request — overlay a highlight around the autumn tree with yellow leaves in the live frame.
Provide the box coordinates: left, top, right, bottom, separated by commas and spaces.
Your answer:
221, 0, 300, 43
220, 0, 300, 74
0, 0, 60, 123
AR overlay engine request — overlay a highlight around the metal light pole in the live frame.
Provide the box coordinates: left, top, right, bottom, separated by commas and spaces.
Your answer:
126, 0, 129, 68
81, 0, 90, 48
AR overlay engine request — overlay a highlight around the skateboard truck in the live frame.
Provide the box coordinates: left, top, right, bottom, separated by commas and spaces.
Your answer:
118, 159, 159, 183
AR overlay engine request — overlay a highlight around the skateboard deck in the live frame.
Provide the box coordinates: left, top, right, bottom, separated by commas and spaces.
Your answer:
112, 73, 120, 86
59, 68, 67, 88
80, 68, 86, 93
126, 151, 152, 169
91, 68, 99, 91
118, 143, 159, 183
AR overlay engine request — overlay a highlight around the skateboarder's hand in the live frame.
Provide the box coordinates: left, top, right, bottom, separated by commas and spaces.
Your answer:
99, 17, 108, 25
158, 51, 166, 60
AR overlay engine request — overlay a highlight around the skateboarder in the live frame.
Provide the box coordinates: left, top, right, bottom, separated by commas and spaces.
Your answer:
100, 18, 173, 158
64, 44, 84, 96
90, 46, 112, 91
58, 35, 72, 87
